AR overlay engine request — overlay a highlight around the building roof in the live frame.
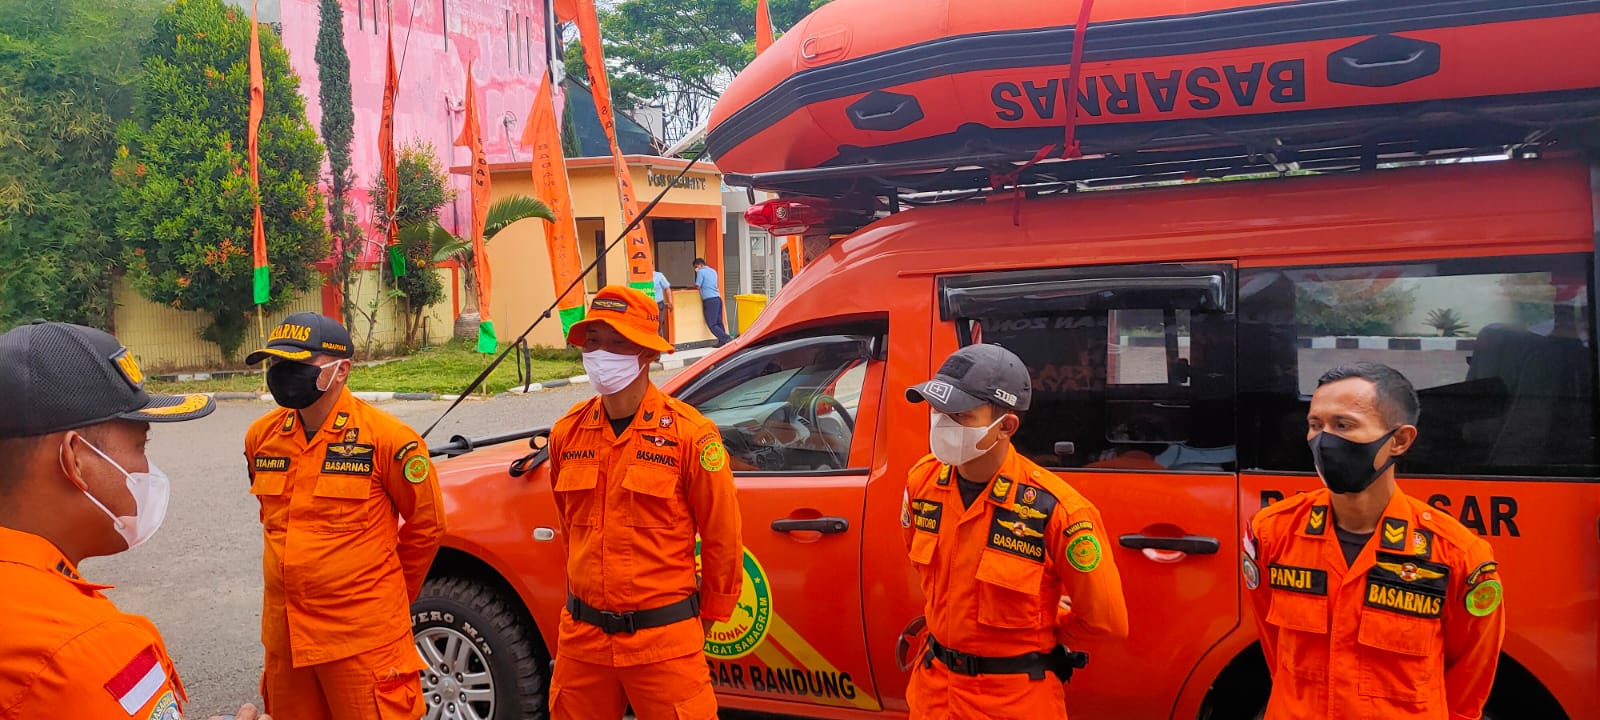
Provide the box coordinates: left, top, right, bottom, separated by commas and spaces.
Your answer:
565, 77, 658, 157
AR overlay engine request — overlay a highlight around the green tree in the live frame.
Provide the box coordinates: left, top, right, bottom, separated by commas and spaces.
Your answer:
371, 141, 454, 349
1296, 284, 1416, 337
115, 0, 327, 359
315, 0, 357, 327
0, 0, 163, 329
417, 194, 554, 339
563, 0, 828, 137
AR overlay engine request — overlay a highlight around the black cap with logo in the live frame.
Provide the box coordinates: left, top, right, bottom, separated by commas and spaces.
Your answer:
907, 343, 1033, 413
0, 321, 216, 439
244, 312, 354, 366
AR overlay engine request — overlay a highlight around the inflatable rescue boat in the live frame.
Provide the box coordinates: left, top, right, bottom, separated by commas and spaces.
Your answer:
708, 0, 1600, 183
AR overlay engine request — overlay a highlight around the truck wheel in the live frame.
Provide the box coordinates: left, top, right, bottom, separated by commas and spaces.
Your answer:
413, 576, 548, 720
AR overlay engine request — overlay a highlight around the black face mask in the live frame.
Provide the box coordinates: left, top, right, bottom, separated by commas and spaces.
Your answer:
1310, 429, 1400, 495
266, 361, 329, 410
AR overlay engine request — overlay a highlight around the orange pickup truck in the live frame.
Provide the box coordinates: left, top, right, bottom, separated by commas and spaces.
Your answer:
412, 156, 1597, 720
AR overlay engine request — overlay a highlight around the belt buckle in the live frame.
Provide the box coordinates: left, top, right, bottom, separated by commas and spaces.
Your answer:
601, 610, 636, 634
946, 650, 977, 676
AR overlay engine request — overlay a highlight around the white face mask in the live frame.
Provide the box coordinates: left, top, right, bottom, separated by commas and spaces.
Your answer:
929, 412, 1005, 466
71, 438, 171, 551
583, 349, 646, 396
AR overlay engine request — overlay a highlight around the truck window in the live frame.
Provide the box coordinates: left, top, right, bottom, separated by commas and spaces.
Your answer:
943, 265, 1237, 472
1238, 254, 1598, 479
677, 333, 878, 473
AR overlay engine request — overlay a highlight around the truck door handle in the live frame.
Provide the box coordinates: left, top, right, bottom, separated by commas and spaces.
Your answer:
771, 517, 850, 534
1118, 534, 1220, 555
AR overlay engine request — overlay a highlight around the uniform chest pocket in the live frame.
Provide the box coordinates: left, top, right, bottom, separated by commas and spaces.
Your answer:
309, 474, 373, 533
1356, 609, 1442, 702
908, 530, 937, 567
554, 465, 600, 527
1266, 591, 1331, 681
621, 465, 685, 528
975, 550, 1045, 630
249, 471, 289, 529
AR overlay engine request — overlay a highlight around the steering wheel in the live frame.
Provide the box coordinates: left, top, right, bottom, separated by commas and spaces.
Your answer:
801, 393, 854, 432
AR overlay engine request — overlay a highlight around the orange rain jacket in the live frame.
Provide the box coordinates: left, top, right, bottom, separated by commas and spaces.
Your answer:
902, 447, 1130, 663
0, 526, 187, 719
548, 384, 743, 667
245, 388, 446, 667
1245, 487, 1505, 720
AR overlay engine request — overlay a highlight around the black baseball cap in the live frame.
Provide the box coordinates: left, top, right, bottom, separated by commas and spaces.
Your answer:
907, 343, 1033, 413
0, 321, 215, 438
245, 312, 354, 365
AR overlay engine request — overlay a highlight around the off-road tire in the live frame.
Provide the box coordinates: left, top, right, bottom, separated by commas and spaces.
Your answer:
414, 576, 548, 719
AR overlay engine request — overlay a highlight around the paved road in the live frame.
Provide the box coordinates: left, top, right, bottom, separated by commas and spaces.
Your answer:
86, 372, 678, 717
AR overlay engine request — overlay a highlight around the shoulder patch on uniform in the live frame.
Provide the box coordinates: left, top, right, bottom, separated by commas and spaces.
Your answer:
1242, 520, 1259, 561
393, 440, 419, 462
332, 412, 350, 430
1380, 517, 1409, 551
1066, 533, 1101, 572
990, 474, 1013, 501
404, 455, 431, 484
1241, 553, 1260, 589
1062, 519, 1094, 538
280, 413, 295, 432
147, 690, 180, 720
901, 490, 912, 528
699, 439, 728, 472
937, 464, 952, 486
105, 646, 165, 714
1305, 505, 1328, 535
1466, 560, 1500, 588
1465, 579, 1503, 617
1018, 482, 1058, 517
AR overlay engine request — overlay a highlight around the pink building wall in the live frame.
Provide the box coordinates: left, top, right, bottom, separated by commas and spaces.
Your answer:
277, 0, 555, 262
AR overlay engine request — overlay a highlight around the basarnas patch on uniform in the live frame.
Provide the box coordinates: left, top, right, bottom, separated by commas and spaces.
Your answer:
1465, 579, 1503, 617
1067, 533, 1101, 572
147, 690, 180, 720
404, 455, 431, 484
1241, 553, 1260, 589
699, 440, 728, 472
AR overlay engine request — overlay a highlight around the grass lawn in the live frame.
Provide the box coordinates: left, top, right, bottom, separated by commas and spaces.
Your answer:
147, 340, 583, 396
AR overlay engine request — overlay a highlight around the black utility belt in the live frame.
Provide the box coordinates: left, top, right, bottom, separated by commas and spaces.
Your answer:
566, 593, 700, 635
924, 636, 1089, 682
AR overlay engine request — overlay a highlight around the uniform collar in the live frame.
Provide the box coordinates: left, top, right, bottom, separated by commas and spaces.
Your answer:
0, 526, 113, 592
578, 384, 669, 432
273, 388, 356, 436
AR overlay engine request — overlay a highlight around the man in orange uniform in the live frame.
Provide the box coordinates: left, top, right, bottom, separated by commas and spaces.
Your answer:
1245, 363, 1505, 719
0, 321, 266, 720
902, 343, 1129, 719
547, 286, 743, 720
244, 313, 446, 719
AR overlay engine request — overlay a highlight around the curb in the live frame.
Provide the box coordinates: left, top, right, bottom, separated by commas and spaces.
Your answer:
199, 350, 714, 403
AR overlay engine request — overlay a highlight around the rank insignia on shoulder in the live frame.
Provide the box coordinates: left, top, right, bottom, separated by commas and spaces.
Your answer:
1306, 506, 1327, 535
280, 414, 295, 432
394, 440, 419, 462
332, 412, 349, 430
1380, 517, 1409, 551
936, 465, 952, 486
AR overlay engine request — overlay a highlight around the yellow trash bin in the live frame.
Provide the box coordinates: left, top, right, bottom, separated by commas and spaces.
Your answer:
734, 294, 768, 334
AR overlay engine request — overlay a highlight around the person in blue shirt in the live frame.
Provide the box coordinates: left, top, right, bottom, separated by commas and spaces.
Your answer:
693, 258, 732, 347
652, 270, 673, 341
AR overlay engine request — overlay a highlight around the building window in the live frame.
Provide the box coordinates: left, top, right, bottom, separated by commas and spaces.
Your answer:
441, 0, 448, 49
525, 14, 534, 75
506, 9, 513, 69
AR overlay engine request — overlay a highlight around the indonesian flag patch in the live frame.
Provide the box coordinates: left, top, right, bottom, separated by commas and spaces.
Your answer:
105, 646, 166, 715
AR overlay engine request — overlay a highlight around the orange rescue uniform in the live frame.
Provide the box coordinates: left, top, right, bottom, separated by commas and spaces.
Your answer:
245, 388, 446, 719
901, 449, 1129, 719
1245, 487, 1505, 720
0, 526, 188, 720
547, 384, 743, 720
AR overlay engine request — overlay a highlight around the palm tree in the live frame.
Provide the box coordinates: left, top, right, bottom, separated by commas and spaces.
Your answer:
406, 195, 555, 341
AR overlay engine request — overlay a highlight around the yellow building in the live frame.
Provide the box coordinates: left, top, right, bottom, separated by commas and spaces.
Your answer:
454, 155, 727, 350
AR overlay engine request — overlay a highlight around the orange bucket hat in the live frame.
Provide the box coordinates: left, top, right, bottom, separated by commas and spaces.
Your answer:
565, 285, 675, 354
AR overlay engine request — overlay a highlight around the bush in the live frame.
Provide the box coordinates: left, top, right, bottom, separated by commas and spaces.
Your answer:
115, 0, 327, 358
1296, 283, 1415, 336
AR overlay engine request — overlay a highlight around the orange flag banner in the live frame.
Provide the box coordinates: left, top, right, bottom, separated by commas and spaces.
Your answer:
522, 77, 587, 335
756, 0, 774, 55
552, 0, 578, 24
248, 0, 268, 304
786, 236, 804, 279
454, 62, 496, 353
378, 2, 404, 277
574, 0, 656, 297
